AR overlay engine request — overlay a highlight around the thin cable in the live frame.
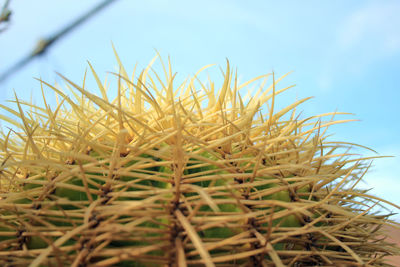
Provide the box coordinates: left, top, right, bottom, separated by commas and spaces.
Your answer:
0, 0, 119, 83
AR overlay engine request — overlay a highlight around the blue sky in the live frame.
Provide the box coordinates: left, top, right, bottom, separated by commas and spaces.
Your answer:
1, 0, 399, 220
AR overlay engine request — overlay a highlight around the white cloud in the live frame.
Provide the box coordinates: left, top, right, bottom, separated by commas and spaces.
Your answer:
316, 70, 334, 92
143, 0, 264, 28
337, 2, 400, 54
317, 2, 400, 91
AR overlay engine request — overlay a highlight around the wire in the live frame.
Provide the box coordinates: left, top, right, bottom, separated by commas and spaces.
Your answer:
0, 0, 119, 83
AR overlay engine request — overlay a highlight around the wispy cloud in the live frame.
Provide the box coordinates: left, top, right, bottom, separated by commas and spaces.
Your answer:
317, 2, 400, 91
337, 1, 400, 54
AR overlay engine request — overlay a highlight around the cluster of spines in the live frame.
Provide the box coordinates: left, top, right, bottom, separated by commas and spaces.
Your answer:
0, 54, 399, 266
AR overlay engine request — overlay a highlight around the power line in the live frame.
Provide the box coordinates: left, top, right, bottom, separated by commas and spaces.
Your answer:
0, 0, 119, 83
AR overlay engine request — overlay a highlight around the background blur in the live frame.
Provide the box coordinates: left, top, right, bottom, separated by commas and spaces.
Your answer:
1, 0, 399, 220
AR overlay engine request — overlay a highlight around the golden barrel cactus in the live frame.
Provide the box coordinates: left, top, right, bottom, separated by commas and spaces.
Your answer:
0, 52, 399, 266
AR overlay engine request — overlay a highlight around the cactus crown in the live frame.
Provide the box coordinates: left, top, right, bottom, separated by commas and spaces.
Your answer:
0, 52, 399, 266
